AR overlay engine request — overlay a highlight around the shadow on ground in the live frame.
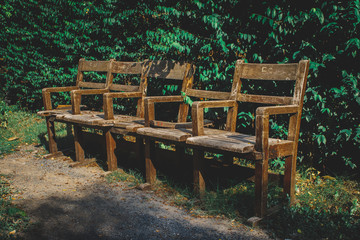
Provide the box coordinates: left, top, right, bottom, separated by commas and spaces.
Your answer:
21, 183, 265, 240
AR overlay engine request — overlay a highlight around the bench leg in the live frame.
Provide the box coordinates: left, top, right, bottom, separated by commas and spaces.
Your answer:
255, 158, 269, 218
193, 149, 205, 198
104, 129, 117, 171
73, 125, 85, 162
284, 154, 297, 205
175, 145, 185, 172
144, 137, 156, 184
45, 117, 58, 153
135, 136, 144, 166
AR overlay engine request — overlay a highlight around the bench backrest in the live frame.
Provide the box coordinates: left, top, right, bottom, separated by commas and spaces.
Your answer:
109, 61, 143, 92
76, 58, 114, 89
139, 60, 196, 119
235, 60, 310, 142
235, 60, 309, 106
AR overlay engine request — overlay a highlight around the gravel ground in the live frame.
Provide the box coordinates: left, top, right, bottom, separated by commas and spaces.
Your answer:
0, 144, 271, 240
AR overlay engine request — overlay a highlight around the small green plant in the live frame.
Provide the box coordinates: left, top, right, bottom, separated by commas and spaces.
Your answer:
266, 168, 360, 239
0, 101, 68, 156
0, 174, 30, 239
105, 169, 144, 186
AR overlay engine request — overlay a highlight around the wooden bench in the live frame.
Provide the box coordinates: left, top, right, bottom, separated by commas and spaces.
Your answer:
39, 59, 197, 172
37, 59, 144, 163
186, 60, 310, 218
37, 58, 116, 155
99, 60, 196, 171
137, 60, 242, 183
138, 60, 309, 219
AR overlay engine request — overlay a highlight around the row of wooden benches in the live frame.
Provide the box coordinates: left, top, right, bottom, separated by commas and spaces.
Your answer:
38, 58, 309, 219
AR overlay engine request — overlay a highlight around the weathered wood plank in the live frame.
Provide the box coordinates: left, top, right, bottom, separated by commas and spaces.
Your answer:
145, 60, 190, 80
187, 132, 293, 155
112, 61, 143, 74
241, 63, 298, 80
137, 127, 192, 142
186, 89, 231, 100
237, 93, 293, 105
150, 119, 212, 129
78, 82, 107, 89
79, 60, 110, 72
110, 84, 140, 92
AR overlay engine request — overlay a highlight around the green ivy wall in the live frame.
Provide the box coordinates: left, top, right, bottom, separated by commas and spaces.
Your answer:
1, 0, 359, 173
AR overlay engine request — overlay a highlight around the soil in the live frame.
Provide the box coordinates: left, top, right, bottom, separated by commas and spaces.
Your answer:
0, 144, 271, 240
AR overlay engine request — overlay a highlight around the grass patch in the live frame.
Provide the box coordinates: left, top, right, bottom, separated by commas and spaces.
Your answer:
105, 169, 145, 187
0, 101, 68, 156
0, 174, 30, 239
265, 169, 360, 239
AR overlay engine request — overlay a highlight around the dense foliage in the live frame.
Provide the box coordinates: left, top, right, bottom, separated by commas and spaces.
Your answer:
1, 0, 359, 173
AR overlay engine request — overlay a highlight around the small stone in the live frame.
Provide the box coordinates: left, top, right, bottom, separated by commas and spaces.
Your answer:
136, 183, 152, 191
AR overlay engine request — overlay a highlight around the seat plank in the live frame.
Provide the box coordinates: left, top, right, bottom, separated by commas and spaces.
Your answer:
137, 127, 233, 142
186, 131, 293, 155
150, 119, 213, 129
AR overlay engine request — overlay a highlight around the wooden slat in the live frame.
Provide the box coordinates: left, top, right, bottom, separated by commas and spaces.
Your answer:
241, 63, 298, 81
186, 89, 231, 100
137, 127, 232, 142
145, 60, 189, 80
110, 84, 140, 92
112, 61, 143, 74
150, 119, 213, 129
79, 60, 109, 72
237, 93, 293, 105
37, 109, 72, 117
78, 82, 106, 89
187, 132, 293, 155
137, 127, 192, 142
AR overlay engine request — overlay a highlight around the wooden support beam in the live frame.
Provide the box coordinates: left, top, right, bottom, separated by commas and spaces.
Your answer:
104, 128, 118, 171
73, 125, 85, 162
144, 137, 156, 184
193, 149, 205, 198
45, 117, 58, 153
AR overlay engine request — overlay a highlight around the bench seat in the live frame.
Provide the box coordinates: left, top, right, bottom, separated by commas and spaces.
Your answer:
187, 132, 293, 159
137, 127, 225, 142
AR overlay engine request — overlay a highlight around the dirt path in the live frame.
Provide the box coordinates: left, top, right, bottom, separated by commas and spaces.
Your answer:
0, 144, 270, 240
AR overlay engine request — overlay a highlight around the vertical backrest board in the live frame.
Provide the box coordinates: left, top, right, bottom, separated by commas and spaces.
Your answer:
236, 60, 309, 105
135, 60, 196, 119
109, 61, 143, 92
185, 60, 243, 101
76, 58, 113, 89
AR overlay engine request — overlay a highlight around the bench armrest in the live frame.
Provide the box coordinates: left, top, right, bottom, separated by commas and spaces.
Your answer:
42, 86, 79, 110
70, 89, 109, 115
103, 92, 143, 120
254, 105, 300, 155
191, 100, 238, 136
144, 96, 184, 127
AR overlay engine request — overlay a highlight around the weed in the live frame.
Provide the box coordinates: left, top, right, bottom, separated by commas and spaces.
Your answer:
265, 168, 360, 239
0, 175, 30, 239
105, 169, 144, 186
0, 101, 68, 156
